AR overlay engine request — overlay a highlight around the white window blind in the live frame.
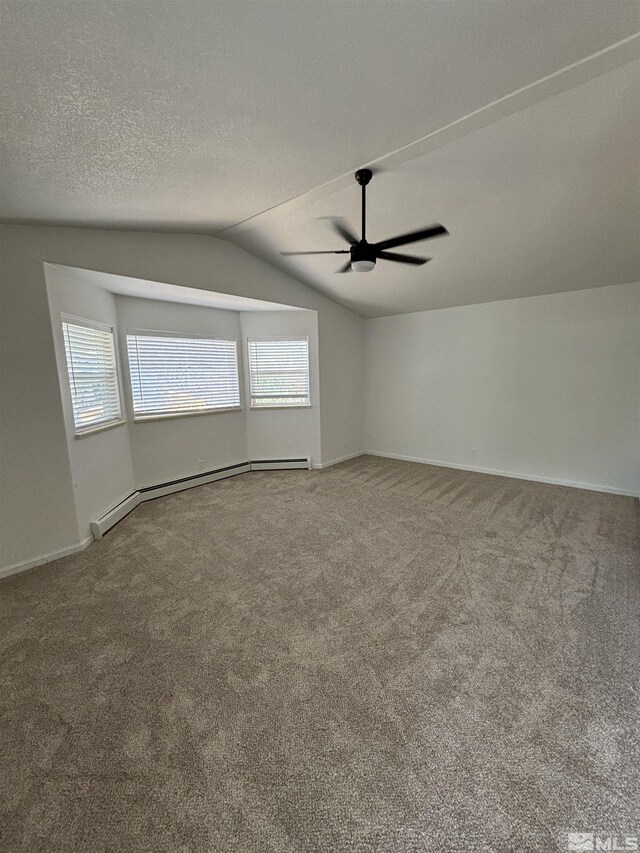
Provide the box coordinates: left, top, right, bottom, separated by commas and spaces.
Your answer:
248, 338, 310, 408
62, 318, 122, 434
126, 333, 240, 418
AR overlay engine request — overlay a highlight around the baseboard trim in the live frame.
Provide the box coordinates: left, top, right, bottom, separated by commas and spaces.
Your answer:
250, 458, 310, 471
0, 536, 93, 580
2, 458, 314, 579
139, 462, 252, 503
364, 450, 639, 498
95, 459, 311, 538
313, 451, 364, 470
90, 492, 142, 540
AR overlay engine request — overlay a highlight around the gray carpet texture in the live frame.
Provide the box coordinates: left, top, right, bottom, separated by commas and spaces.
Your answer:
1, 455, 639, 853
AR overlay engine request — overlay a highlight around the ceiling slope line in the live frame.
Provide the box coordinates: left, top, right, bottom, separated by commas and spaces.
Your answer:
218, 32, 640, 238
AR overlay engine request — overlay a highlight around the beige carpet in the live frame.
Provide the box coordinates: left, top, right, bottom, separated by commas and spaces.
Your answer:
1, 455, 639, 852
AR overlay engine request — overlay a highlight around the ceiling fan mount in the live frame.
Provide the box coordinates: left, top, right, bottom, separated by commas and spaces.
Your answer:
281, 169, 448, 273
354, 168, 373, 186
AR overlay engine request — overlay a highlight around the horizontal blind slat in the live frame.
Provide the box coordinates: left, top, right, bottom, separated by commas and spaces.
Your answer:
127, 334, 240, 416
63, 321, 122, 432
248, 339, 310, 408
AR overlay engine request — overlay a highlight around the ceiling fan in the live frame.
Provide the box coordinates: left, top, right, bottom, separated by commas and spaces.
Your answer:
281, 168, 449, 272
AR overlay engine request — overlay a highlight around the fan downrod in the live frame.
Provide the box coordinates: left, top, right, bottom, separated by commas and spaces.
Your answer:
279, 165, 447, 272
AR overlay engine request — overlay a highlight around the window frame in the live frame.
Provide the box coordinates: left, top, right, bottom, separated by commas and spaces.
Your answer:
61, 313, 125, 438
125, 328, 243, 423
246, 336, 312, 411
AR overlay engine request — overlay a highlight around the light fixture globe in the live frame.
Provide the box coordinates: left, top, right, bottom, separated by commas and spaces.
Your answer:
351, 258, 376, 272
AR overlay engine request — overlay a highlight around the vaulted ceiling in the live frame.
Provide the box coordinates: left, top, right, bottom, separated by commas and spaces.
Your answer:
228, 59, 640, 316
1, 1, 639, 315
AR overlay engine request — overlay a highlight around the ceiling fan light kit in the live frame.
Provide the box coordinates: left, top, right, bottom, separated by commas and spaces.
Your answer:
281, 168, 449, 273
351, 258, 376, 273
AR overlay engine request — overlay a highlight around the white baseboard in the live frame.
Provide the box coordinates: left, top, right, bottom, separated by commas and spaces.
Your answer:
313, 451, 365, 470
92, 462, 254, 539
90, 492, 142, 540
0, 459, 313, 580
364, 450, 639, 498
0, 536, 93, 580
139, 462, 251, 503
250, 458, 310, 471
99, 459, 317, 537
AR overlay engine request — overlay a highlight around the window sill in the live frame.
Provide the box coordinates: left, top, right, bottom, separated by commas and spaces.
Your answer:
75, 420, 126, 439
132, 406, 243, 423
250, 404, 312, 411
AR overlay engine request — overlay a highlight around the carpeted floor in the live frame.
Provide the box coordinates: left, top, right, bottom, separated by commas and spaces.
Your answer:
1, 455, 639, 853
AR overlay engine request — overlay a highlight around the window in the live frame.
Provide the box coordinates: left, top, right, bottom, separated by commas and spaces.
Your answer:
62, 317, 123, 435
248, 338, 310, 408
126, 332, 240, 419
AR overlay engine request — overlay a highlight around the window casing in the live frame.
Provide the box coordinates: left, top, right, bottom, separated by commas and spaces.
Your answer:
62, 316, 123, 435
126, 331, 241, 420
247, 338, 310, 409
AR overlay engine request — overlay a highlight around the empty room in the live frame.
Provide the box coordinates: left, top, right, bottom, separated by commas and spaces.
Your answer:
1, 2, 639, 851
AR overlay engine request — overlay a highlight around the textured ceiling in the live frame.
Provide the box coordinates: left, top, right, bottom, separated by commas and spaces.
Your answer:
1, 1, 639, 315
1, 0, 638, 230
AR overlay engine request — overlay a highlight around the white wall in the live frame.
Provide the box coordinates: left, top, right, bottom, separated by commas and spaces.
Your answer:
365, 282, 640, 495
0, 224, 364, 572
240, 311, 321, 465
45, 266, 136, 537
116, 296, 247, 487
316, 307, 365, 466
45, 280, 323, 538
7, 219, 635, 576
116, 299, 323, 481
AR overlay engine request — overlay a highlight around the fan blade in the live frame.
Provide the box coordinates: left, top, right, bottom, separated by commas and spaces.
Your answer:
281, 249, 349, 256
336, 260, 353, 273
377, 251, 430, 266
372, 224, 448, 252
323, 217, 359, 245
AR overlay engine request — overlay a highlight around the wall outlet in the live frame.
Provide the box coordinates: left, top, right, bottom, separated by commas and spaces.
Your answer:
471, 449, 476, 459
198, 459, 205, 471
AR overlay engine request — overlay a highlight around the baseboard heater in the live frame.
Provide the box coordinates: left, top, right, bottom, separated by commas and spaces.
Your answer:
90, 458, 310, 541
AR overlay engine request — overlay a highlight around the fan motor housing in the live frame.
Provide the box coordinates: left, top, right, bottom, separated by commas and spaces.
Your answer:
350, 240, 375, 262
